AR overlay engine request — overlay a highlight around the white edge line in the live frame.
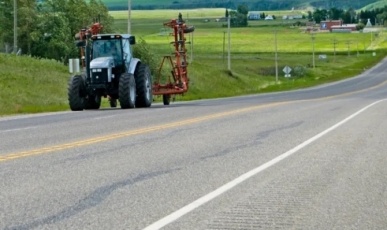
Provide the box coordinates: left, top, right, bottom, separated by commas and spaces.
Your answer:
0, 111, 72, 122
143, 99, 386, 230
0, 126, 37, 133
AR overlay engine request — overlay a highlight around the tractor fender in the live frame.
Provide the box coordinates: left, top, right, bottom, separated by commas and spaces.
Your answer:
128, 58, 141, 75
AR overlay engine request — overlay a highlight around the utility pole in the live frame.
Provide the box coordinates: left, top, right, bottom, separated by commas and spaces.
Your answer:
332, 38, 337, 62
311, 33, 315, 69
274, 30, 278, 82
223, 31, 226, 64
227, 15, 231, 71
13, 0, 17, 53
190, 30, 194, 63
128, 0, 131, 34
346, 40, 351, 56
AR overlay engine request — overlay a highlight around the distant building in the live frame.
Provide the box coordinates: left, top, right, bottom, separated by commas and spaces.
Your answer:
282, 15, 303, 20
331, 24, 357, 32
265, 15, 274, 20
320, 20, 342, 31
248, 12, 261, 20
320, 20, 357, 32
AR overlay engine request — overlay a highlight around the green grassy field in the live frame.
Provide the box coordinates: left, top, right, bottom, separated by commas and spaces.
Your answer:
1, 8, 386, 116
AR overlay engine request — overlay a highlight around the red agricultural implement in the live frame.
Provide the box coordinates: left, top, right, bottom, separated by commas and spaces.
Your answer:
152, 13, 195, 105
74, 20, 103, 69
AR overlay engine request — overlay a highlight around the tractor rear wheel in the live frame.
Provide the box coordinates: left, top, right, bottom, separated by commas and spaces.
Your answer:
119, 73, 136, 109
68, 75, 85, 111
134, 63, 153, 108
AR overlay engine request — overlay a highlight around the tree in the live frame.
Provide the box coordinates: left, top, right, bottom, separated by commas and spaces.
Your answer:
307, 11, 313, 21
376, 12, 387, 26
0, 0, 14, 51
18, 0, 39, 54
342, 10, 352, 23
0, 0, 113, 61
329, 7, 343, 20
228, 4, 248, 27
236, 4, 248, 27
313, 9, 328, 23
237, 4, 248, 15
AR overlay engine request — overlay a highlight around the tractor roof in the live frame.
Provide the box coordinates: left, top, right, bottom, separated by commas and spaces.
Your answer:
92, 34, 134, 40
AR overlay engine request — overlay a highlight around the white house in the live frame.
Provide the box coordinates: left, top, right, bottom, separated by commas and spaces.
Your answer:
265, 15, 274, 20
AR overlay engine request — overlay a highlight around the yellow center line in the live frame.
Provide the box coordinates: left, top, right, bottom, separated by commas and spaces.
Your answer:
0, 102, 287, 162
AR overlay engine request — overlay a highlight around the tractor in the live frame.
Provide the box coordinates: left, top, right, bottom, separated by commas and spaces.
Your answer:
68, 23, 152, 110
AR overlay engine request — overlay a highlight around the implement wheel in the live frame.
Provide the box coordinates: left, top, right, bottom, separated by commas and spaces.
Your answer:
163, 94, 170, 105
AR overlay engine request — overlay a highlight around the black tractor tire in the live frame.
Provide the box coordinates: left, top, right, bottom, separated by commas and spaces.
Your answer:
84, 95, 101, 110
119, 73, 136, 109
68, 75, 85, 111
134, 63, 153, 108
163, 94, 171, 105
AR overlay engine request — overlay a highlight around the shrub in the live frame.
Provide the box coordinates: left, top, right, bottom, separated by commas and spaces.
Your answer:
132, 38, 160, 75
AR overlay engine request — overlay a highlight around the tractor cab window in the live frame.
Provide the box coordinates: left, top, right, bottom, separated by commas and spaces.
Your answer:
122, 38, 132, 65
92, 39, 123, 65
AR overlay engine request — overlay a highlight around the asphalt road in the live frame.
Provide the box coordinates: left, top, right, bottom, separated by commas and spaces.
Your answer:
1, 58, 387, 229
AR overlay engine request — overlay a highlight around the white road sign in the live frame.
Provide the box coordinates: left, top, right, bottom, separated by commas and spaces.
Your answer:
283, 66, 292, 74
283, 66, 292, 78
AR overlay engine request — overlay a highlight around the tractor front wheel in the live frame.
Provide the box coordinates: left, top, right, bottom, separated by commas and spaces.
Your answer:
119, 73, 136, 109
134, 63, 153, 108
68, 75, 85, 111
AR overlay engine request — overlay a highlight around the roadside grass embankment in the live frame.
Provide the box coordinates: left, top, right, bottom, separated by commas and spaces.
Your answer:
0, 54, 69, 116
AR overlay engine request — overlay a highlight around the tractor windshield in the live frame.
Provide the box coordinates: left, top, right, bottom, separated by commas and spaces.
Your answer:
92, 39, 123, 65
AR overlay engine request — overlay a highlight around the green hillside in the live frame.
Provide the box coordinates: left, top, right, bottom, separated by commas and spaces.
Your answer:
361, 0, 387, 10
103, 0, 381, 10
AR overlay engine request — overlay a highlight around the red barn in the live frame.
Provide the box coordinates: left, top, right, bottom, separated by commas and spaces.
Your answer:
320, 20, 342, 31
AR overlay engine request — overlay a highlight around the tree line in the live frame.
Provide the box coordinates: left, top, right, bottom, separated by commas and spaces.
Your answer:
118, 1, 297, 11
110, 0, 371, 11
0, 0, 113, 62
308, 6, 387, 27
